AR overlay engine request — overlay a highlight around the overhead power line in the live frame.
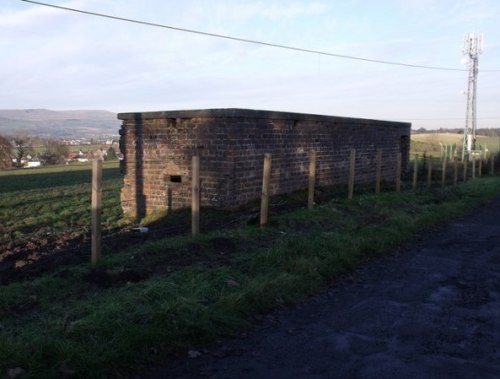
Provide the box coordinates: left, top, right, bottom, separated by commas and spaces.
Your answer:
20, 0, 500, 72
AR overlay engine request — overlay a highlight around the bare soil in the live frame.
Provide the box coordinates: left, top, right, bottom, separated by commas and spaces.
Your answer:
0, 211, 235, 285
0, 188, 329, 285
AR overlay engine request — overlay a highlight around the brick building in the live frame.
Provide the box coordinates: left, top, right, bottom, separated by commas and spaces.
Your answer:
118, 108, 411, 218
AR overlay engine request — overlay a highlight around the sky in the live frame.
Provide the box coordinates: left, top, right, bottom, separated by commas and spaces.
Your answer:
2, 0, 500, 130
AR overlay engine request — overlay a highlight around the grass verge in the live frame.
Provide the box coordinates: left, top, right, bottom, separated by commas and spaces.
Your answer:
1, 176, 500, 378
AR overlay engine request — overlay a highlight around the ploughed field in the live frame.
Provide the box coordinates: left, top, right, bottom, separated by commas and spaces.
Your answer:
0, 162, 318, 285
0, 162, 128, 284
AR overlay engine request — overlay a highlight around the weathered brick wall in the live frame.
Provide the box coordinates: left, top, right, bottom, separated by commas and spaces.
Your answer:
118, 109, 411, 217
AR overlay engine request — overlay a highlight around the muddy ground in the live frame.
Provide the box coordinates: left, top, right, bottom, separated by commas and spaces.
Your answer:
0, 188, 332, 285
0, 207, 241, 285
143, 197, 500, 379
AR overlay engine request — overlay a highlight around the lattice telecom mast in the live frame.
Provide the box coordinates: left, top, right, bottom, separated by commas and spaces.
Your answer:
462, 32, 483, 160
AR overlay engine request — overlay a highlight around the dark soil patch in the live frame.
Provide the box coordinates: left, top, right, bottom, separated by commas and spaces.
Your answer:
0, 188, 324, 285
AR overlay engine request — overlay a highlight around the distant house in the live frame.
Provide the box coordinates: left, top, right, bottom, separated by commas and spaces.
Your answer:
25, 161, 41, 168
65, 152, 79, 162
65, 150, 90, 163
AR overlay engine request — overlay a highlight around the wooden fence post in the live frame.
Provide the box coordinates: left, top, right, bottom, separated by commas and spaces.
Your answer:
463, 158, 468, 182
308, 150, 316, 209
479, 158, 482, 177
91, 159, 103, 265
348, 149, 356, 199
412, 154, 418, 190
441, 157, 447, 188
491, 155, 495, 175
191, 156, 200, 236
395, 152, 402, 192
454, 160, 458, 185
375, 148, 382, 194
260, 153, 272, 226
472, 156, 476, 180
427, 156, 433, 189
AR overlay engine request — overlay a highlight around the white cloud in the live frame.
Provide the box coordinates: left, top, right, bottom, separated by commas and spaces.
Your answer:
1, 0, 499, 129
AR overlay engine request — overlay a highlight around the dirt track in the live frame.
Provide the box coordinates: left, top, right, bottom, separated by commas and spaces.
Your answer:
144, 196, 500, 379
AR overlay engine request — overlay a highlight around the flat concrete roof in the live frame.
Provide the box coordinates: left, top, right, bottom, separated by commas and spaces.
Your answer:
117, 108, 411, 129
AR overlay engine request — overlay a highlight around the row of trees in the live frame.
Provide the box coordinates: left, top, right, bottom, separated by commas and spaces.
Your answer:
0, 135, 69, 168
0, 134, 117, 169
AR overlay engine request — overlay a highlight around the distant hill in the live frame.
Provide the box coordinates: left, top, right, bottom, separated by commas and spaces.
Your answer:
0, 109, 121, 138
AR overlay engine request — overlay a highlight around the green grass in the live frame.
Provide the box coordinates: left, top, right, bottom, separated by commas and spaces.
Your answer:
2, 172, 500, 378
0, 161, 126, 244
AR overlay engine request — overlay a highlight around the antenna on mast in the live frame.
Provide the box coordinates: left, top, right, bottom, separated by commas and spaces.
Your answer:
462, 32, 483, 161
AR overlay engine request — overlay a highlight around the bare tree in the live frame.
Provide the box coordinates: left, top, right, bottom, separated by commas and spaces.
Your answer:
0, 135, 13, 169
14, 137, 33, 167
40, 139, 69, 165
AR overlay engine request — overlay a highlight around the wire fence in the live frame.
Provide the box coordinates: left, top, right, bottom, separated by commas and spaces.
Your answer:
90, 150, 500, 264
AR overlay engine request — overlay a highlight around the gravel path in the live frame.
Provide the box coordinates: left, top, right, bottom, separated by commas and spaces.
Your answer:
143, 197, 500, 379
